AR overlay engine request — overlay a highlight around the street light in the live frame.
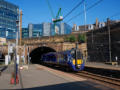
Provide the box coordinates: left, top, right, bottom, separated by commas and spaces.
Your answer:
13, 19, 19, 85
107, 18, 112, 63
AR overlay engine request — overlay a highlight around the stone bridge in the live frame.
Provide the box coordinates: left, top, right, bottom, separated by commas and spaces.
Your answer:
0, 41, 87, 64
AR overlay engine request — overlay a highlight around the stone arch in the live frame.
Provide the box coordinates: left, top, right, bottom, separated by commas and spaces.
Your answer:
29, 46, 56, 64
0, 52, 5, 63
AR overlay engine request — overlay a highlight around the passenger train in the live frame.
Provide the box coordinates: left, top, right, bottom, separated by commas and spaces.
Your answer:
41, 49, 85, 71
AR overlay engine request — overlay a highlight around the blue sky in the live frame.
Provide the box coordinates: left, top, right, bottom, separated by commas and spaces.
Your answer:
6, 0, 120, 27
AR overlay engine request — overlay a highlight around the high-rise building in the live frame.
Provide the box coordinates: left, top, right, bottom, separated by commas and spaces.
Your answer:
22, 28, 29, 38
28, 24, 43, 38
28, 24, 33, 38
32, 24, 43, 37
22, 22, 72, 38
51, 23, 72, 36
43, 23, 50, 36
64, 23, 72, 34
60, 23, 64, 35
0, 0, 19, 39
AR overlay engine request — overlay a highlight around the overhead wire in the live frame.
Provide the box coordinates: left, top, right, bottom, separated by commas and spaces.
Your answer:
45, 0, 55, 18
67, 0, 103, 23
99, 12, 120, 23
53, 0, 61, 10
63, 0, 84, 19
109, 12, 120, 19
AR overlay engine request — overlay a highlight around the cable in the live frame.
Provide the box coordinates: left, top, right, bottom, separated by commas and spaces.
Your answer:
53, 0, 61, 10
45, 0, 55, 18
67, 0, 103, 23
109, 12, 120, 19
64, 0, 84, 19
99, 12, 120, 23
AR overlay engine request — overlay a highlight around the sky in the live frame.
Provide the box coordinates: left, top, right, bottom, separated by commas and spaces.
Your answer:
5, 0, 120, 27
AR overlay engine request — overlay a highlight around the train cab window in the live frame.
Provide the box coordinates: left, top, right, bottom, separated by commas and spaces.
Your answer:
71, 50, 82, 59
77, 51, 83, 59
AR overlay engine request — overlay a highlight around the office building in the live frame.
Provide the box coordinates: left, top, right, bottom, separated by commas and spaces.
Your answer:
28, 23, 43, 38
0, 0, 19, 39
22, 28, 29, 38
22, 22, 72, 38
43, 23, 50, 36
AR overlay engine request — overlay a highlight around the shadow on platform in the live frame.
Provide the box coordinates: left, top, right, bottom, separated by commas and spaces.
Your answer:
22, 81, 113, 90
0, 66, 7, 72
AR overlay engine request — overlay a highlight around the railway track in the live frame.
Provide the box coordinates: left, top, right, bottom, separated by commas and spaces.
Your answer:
75, 71, 120, 87
40, 64, 120, 87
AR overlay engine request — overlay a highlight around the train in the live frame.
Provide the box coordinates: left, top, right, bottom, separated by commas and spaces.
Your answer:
41, 48, 85, 71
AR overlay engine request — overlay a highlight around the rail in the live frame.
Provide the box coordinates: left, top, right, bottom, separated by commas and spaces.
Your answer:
75, 71, 120, 87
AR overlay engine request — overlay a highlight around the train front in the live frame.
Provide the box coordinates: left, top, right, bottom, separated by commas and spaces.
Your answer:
70, 49, 85, 71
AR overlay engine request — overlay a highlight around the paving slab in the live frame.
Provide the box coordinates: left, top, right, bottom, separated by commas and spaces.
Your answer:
0, 64, 115, 90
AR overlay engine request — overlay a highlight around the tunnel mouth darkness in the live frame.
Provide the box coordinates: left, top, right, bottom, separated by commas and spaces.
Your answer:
30, 46, 56, 64
0, 53, 5, 64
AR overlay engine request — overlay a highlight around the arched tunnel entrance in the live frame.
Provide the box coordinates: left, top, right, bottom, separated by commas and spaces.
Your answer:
30, 46, 56, 64
0, 52, 5, 64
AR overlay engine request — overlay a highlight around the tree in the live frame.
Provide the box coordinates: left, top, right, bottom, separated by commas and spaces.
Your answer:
69, 35, 76, 42
78, 34, 86, 43
64, 35, 76, 42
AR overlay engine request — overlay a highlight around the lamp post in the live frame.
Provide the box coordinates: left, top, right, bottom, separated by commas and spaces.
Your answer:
84, 0, 87, 62
14, 19, 19, 85
107, 18, 112, 63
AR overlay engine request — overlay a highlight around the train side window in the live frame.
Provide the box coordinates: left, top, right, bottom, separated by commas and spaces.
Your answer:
64, 54, 67, 61
71, 53, 75, 59
57, 54, 60, 62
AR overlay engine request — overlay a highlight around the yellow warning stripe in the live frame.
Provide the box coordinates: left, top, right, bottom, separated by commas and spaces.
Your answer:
73, 59, 83, 65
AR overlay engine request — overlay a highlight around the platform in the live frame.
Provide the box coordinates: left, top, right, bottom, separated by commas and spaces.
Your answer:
85, 62, 120, 71
0, 64, 114, 90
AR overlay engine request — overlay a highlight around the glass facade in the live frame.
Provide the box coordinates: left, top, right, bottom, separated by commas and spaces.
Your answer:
23, 22, 72, 38
50, 23, 72, 36
33, 24, 43, 37
22, 28, 29, 38
64, 23, 72, 34
0, 0, 19, 39
28, 24, 43, 38
50, 23, 55, 36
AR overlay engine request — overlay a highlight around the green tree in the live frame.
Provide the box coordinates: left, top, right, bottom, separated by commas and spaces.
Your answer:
78, 34, 86, 43
69, 35, 76, 42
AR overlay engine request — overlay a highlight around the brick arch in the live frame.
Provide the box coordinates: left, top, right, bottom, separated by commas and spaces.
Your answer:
29, 46, 56, 64
27, 42, 63, 54
29, 46, 56, 54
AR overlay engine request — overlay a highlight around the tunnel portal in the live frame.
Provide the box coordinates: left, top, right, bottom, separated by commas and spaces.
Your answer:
30, 46, 56, 64
0, 52, 5, 63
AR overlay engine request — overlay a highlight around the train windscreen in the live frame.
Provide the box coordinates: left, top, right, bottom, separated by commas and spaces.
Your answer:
71, 50, 82, 59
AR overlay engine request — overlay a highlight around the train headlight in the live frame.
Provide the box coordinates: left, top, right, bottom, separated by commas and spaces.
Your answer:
77, 64, 81, 68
